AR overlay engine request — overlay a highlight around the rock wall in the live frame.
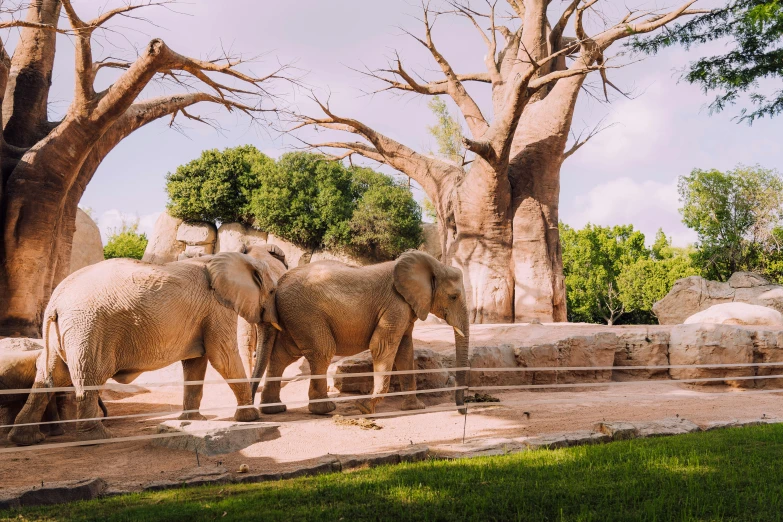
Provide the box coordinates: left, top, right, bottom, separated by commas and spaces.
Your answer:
328, 322, 783, 393
142, 212, 441, 267
654, 272, 783, 324
69, 209, 104, 274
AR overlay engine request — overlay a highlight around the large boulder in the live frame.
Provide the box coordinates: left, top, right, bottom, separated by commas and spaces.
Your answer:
684, 302, 783, 328
330, 348, 451, 395
69, 209, 104, 274
266, 233, 313, 268
142, 212, 184, 264
215, 223, 268, 253
749, 329, 783, 389
612, 328, 670, 381
668, 323, 755, 387
653, 272, 783, 325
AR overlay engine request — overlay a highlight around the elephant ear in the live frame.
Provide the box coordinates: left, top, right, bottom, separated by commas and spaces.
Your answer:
206, 252, 271, 324
393, 250, 435, 321
264, 244, 288, 269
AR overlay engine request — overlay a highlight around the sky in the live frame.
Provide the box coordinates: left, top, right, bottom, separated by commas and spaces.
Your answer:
16, 0, 783, 245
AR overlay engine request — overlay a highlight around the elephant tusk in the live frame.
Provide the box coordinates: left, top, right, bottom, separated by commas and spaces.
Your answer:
453, 327, 465, 338
272, 322, 283, 332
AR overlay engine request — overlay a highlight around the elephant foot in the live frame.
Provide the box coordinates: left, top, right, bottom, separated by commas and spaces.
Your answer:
234, 406, 260, 422
42, 423, 65, 437
178, 412, 208, 421
401, 396, 426, 411
261, 404, 287, 415
8, 426, 45, 446
308, 400, 336, 415
355, 399, 376, 415
77, 422, 113, 442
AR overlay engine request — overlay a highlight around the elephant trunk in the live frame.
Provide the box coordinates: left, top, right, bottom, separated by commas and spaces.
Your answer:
250, 324, 276, 398
446, 308, 470, 413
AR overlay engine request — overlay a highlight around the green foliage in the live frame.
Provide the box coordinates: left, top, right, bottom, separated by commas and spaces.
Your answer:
103, 221, 148, 260
343, 169, 424, 260
167, 149, 423, 261
249, 152, 357, 250
15, 424, 783, 521
427, 96, 464, 163
166, 145, 274, 224
633, 0, 783, 123
678, 165, 783, 281
618, 256, 700, 313
561, 223, 649, 324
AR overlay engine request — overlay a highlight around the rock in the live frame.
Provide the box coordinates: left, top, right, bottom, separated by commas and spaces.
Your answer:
153, 420, 280, 456
69, 209, 104, 274
700, 419, 766, 431
266, 233, 312, 267
669, 323, 755, 387
432, 438, 524, 458
514, 333, 618, 385
310, 249, 371, 266
654, 272, 783, 324
142, 212, 184, 264
612, 329, 670, 381
749, 329, 783, 389
684, 302, 783, 328
0, 337, 43, 352
522, 431, 611, 450
0, 478, 108, 509
331, 348, 450, 395
183, 244, 214, 257
594, 418, 700, 440
215, 223, 268, 253
176, 222, 217, 246
419, 222, 442, 260
470, 345, 530, 387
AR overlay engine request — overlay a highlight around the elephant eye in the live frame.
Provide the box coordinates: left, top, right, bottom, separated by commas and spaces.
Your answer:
449, 294, 458, 301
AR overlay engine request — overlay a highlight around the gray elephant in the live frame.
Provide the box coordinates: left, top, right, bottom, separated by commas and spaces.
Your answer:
9, 251, 280, 446
0, 338, 107, 438
252, 250, 469, 415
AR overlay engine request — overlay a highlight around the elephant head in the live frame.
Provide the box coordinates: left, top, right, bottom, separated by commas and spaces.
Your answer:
393, 250, 470, 410
206, 252, 280, 329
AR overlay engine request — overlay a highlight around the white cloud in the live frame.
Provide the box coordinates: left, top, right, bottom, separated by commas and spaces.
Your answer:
96, 210, 160, 245
561, 177, 698, 247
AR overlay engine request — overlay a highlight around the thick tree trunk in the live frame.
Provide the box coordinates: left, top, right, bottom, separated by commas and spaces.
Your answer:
446, 159, 515, 323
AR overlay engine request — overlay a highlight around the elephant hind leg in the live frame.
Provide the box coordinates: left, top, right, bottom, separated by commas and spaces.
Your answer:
76, 390, 112, 441
40, 396, 65, 437
8, 386, 53, 446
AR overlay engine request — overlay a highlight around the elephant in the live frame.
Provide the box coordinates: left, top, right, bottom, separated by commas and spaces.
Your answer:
235, 245, 288, 379
9, 251, 280, 446
251, 250, 469, 416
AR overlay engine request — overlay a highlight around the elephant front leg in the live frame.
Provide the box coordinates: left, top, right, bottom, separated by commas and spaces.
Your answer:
207, 348, 259, 422
356, 356, 395, 415
180, 356, 208, 421
395, 331, 426, 411
260, 345, 298, 415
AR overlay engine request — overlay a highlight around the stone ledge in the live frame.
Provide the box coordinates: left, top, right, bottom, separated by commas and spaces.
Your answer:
0, 478, 106, 510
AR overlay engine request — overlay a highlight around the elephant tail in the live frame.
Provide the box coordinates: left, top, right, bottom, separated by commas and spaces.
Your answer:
42, 310, 60, 387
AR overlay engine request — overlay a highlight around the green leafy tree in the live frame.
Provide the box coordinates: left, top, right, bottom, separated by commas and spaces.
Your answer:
618, 257, 700, 316
344, 169, 424, 260
561, 224, 649, 325
633, 0, 783, 123
166, 145, 274, 224
103, 221, 148, 260
678, 165, 783, 281
249, 152, 357, 250
427, 97, 464, 164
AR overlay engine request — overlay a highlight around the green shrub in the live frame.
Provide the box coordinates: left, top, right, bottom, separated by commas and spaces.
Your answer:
103, 221, 148, 260
166, 145, 273, 224
248, 152, 357, 250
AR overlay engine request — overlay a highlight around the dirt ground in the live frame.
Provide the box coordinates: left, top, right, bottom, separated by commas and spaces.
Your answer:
2, 358, 783, 494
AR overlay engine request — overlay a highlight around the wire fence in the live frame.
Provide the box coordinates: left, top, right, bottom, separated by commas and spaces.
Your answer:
1, 362, 782, 455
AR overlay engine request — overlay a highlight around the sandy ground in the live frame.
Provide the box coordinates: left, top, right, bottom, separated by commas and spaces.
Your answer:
2, 358, 783, 494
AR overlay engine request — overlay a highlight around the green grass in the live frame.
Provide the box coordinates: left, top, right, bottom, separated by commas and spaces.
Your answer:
7, 424, 783, 521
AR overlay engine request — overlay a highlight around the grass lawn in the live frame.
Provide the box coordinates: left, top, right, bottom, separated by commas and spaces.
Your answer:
6, 423, 783, 521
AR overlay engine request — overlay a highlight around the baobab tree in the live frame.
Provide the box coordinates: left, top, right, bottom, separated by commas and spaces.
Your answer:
297, 0, 703, 323
0, 1, 287, 337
